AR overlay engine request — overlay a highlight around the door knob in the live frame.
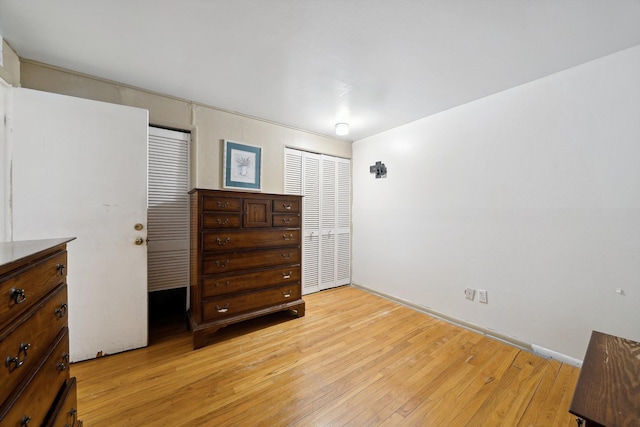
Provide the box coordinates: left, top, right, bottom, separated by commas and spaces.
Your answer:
134, 223, 144, 230
134, 237, 144, 245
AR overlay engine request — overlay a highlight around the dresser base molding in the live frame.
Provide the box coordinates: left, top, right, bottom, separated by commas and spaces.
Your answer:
188, 299, 305, 349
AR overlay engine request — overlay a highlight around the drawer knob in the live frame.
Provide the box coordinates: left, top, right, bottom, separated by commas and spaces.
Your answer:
10, 288, 27, 305
217, 201, 229, 208
56, 263, 66, 276
283, 291, 292, 298
5, 342, 30, 372
57, 352, 70, 372
216, 303, 229, 313
282, 203, 292, 210
282, 217, 292, 224
282, 234, 293, 241
282, 271, 292, 279
55, 302, 68, 318
215, 259, 229, 268
20, 416, 31, 426
216, 237, 231, 246
216, 218, 229, 225
281, 253, 292, 260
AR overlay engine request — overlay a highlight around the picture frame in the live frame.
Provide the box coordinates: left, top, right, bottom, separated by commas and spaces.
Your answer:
223, 139, 262, 191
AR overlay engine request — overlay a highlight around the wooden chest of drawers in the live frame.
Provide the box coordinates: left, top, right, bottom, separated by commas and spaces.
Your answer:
0, 238, 83, 427
188, 189, 305, 349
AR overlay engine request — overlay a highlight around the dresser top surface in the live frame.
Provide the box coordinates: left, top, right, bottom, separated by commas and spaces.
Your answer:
0, 237, 75, 274
189, 188, 302, 198
569, 330, 640, 427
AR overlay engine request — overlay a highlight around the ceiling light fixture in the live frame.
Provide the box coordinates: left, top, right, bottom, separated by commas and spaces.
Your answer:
335, 122, 349, 136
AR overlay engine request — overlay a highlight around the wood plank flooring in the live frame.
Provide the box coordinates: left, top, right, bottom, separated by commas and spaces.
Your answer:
70, 286, 580, 426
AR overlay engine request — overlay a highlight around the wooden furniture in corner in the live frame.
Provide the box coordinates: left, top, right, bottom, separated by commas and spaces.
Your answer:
0, 237, 83, 427
569, 330, 640, 426
188, 189, 305, 349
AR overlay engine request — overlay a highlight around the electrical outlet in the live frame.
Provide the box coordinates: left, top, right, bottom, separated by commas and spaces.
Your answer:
478, 289, 488, 303
464, 288, 475, 301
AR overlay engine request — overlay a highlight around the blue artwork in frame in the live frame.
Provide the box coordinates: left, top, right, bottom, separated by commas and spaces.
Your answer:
223, 140, 262, 191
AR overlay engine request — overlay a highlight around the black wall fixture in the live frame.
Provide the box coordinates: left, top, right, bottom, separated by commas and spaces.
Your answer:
370, 161, 387, 179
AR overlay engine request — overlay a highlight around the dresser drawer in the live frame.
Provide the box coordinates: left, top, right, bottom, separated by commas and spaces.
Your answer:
0, 285, 68, 405
202, 284, 302, 321
272, 213, 300, 228
202, 213, 242, 229
0, 251, 67, 329
44, 376, 80, 427
202, 196, 241, 212
202, 267, 301, 298
202, 247, 300, 275
203, 229, 300, 252
272, 197, 300, 213
0, 327, 70, 426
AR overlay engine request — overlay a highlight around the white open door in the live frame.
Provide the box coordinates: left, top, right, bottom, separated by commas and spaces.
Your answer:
6, 87, 149, 362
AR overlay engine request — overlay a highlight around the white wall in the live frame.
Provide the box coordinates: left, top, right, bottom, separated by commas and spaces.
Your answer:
352, 45, 640, 361
0, 83, 5, 241
20, 61, 353, 194
0, 39, 20, 86
191, 104, 351, 192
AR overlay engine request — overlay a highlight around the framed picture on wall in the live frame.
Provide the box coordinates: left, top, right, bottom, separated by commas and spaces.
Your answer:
223, 139, 262, 191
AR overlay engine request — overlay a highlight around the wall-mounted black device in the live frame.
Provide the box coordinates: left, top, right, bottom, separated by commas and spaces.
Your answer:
370, 161, 387, 179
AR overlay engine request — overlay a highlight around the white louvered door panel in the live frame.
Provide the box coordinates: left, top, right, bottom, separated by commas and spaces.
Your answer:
320, 233, 336, 290
337, 232, 351, 284
320, 157, 337, 290
336, 158, 351, 285
284, 148, 302, 195
302, 152, 321, 294
148, 126, 190, 292
284, 148, 351, 295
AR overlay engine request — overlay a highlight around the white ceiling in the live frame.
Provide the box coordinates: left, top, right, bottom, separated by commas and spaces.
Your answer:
1, 0, 639, 141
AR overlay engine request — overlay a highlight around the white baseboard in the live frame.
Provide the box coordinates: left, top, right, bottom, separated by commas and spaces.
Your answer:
350, 283, 582, 368
531, 344, 583, 367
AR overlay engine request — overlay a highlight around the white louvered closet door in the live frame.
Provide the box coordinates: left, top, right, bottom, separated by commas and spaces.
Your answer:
148, 127, 190, 293
284, 148, 350, 295
285, 148, 320, 294
335, 157, 351, 286
302, 152, 321, 294
320, 157, 336, 290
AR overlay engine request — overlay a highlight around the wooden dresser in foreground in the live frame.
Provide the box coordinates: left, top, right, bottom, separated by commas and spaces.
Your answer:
0, 238, 82, 427
188, 189, 305, 349
569, 330, 640, 426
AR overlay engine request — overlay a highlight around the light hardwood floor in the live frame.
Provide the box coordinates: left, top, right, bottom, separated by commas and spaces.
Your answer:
70, 286, 580, 426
